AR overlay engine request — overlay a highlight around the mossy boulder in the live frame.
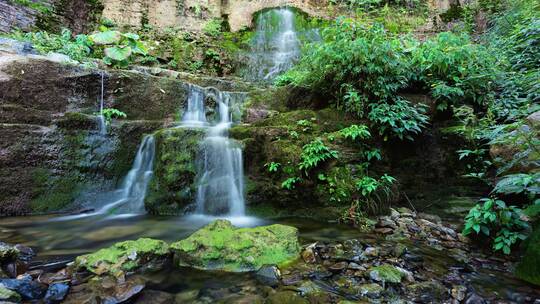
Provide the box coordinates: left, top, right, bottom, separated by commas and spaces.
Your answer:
0, 243, 18, 264
145, 127, 205, 215
515, 225, 540, 286
74, 238, 170, 277
170, 220, 301, 272
368, 264, 404, 284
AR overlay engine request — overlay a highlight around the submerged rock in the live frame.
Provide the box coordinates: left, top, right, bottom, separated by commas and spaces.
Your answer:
171, 220, 300, 272
74, 238, 170, 277
0, 276, 46, 300
44, 283, 70, 304
266, 291, 308, 304
256, 265, 281, 287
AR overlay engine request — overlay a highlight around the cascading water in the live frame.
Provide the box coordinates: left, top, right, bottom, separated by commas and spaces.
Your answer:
182, 84, 207, 126
180, 86, 246, 216
246, 7, 301, 81
53, 135, 155, 220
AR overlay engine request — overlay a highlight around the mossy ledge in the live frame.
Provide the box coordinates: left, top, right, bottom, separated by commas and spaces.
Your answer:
170, 219, 301, 272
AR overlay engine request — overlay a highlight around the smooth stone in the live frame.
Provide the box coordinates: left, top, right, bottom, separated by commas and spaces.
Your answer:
328, 262, 348, 273
407, 281, 448, 302
301, 244, 317, 264
364, 247, 379, 257
256, 265, 281, 287
44, 283, 70, 304
0, 277, 46, 300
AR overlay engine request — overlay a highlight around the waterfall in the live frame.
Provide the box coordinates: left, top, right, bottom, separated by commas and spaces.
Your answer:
182, 84, 207, 126
180, 86, 246, 216
97, 72, 107, 135
246, 7, 301, 81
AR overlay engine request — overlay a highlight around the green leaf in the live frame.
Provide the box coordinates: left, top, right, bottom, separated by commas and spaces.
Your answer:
104, 46, 132, 62
89, 30, 121, 45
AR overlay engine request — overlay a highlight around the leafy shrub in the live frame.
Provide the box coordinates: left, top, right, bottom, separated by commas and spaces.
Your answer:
463, 198, 528, 254
282, 177, 302, 190
89, 31, 148, 67
339, 124, 371, 141
298, 138, 339, 174
203, 19, 223, 37
368, 99, 428, 140
264, 162, 281, 173
101, 108, 127, 124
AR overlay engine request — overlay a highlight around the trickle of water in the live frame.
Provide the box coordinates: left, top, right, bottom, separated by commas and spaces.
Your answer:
182, 84, 207, 126
97, 72, 107, 135
53, 135, 155, 220
246, 7, 301, 81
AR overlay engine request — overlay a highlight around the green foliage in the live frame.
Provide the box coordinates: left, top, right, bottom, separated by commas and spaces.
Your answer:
101, 108, 127, 125
203, 19, 223, 37
9, 26, 148, 68
492, 173, 540, 198
298, 138, 339, 174
90, 30, 148, 67
368, 99, 428, 140
264, 162, 281, 173
339, 124, 371, 141
463, 198, 528, 254
9, 29, 92, 62
282, 177, 302, 190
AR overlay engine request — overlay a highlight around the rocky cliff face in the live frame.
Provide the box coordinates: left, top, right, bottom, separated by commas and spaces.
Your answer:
101, 0, 330, 32
0, 44, 191, 215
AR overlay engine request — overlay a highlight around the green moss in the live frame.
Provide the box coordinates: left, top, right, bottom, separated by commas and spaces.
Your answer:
516, 225, 540, 286
171, 220, 300, 272
145, 127, 205, 214
369, 264, 404, 283
30, 168, 81, 213
75, 238, 170, 276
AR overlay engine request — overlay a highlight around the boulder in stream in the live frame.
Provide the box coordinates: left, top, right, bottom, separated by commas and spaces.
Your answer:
74, 238, 170, 277
171, 220, 300, 272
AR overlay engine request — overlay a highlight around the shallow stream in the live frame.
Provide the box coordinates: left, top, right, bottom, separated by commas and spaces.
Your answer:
1, 215, 538, 302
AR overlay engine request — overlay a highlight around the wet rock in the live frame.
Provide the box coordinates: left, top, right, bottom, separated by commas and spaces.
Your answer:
403, 253, 423, 263
13, 245, 34, 263
359, 283, 383, 298
397, 207, 415, 218
374, 228, 393, 234
392, 244, 407, 258
328, 262, 348, 273
74, 238, 170, 277
395, 266, 414, 282
0, 283, 21, 303
134, 289, 174, 304
224, 294, 264, 304
407, 281, 447, 302
256, 265, 281, 287
368, 264, 404, 284
376, 217, 397, 229
363, 247, 379, 257
171, 220, 300, 272
102, 278, 145, 303
282, 273, 303, 285
417, 213, 441, 224
465, 292, 487, 304
44, 283, 69, 304
0, 276, 46, 300
451, 285, 467, 301
266, 290, 308, 304
0, 243, 18, 264
390, 208, 401, 220
301, 243, 317, 264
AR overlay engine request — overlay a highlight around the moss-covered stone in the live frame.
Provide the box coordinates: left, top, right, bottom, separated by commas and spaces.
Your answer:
0, 284, 21, 303
0, 242, 19, 264
368, 264, 404, 284
516, 225, 540, 286
145, 127, 205, 215
171, 220, 300, 272
266, 291, 308, 304
74, 238, 170, 277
